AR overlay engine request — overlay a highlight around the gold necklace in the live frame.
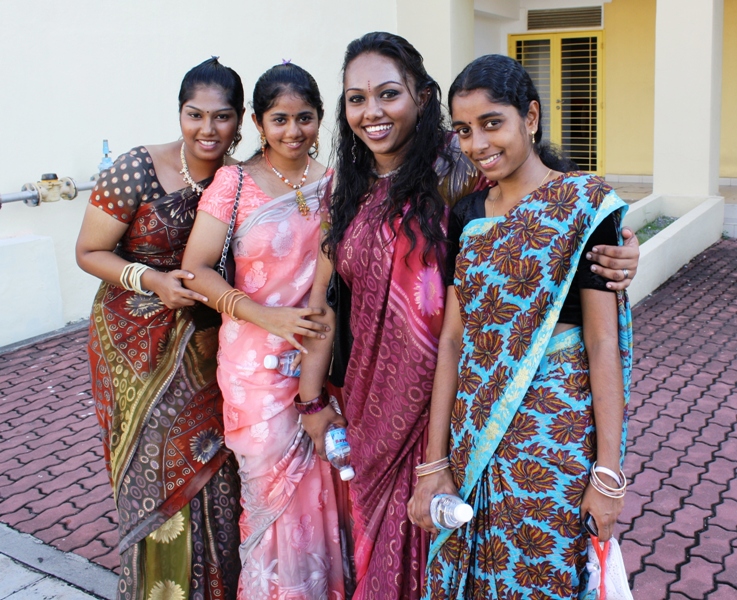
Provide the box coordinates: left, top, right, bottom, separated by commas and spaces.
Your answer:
180, 143, 204, 194
489, 168, 554, 217
263, 149, 311, 217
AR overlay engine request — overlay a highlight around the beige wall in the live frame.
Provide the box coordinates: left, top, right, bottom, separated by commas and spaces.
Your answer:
0, 0, 398, 345
398, 0, 475, 97
603, 0, 656, 176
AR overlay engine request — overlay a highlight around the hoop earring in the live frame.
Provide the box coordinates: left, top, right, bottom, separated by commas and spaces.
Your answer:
227, 129, 241, 156
351, 133, 357, 164
260, 133, 267, 155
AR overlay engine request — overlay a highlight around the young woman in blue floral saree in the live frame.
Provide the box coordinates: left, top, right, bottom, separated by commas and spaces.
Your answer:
408, 54, 632, 599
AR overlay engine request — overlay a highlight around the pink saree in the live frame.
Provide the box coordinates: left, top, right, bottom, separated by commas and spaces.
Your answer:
199, 167, 344, 600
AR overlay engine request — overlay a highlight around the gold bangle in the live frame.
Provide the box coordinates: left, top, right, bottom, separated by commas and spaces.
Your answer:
216, 289, 249, 321
416, 464, 450, 478
416, 456, 450, 477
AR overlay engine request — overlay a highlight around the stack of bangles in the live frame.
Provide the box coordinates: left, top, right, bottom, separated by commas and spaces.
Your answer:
589, 461, 627, 498
120, 262, 154, 296
216, 289, 249, 321
415, 456, 450, 478
293, 388, 330, 415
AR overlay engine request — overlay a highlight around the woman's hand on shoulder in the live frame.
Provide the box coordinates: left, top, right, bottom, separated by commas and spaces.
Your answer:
587, 226, 639, 290
250, 305, 330, 354
407, 468, 459, 534
302, 405, 347, 460
142, 269, 209, 309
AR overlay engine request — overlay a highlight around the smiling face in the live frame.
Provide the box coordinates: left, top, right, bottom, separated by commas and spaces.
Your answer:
254, 91, 320, 164
343, 52, 422, 173
179, 85, 240, 163
451, 89, 539, 183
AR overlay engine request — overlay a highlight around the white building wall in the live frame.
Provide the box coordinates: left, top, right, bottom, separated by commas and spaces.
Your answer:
0, 0, 398, 346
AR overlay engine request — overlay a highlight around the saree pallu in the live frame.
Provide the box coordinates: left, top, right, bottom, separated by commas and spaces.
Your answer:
198, 168, 345, 600
336, 179, 446, 600
88, 147, 240, 600
333, 143, 485, 600
426, 173, 633, 599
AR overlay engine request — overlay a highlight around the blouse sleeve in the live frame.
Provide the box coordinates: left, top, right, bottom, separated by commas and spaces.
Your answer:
198, 165, 242, 223
89, 147, 150, 223
578, 212, 620, 291
444, 204, 465, 287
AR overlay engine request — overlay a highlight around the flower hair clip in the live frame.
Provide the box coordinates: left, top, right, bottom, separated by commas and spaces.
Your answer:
281, 58, 292, 65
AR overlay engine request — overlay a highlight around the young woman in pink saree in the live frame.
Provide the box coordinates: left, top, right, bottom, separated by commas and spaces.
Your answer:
182, 63, 344, 600
298, 33, 640, 600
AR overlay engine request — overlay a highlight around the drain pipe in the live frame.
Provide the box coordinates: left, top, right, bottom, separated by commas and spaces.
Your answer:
0, 140, 111, 209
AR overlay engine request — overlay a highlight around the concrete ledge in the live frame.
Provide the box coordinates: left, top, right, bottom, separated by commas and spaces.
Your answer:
724, 204, 737, 239
0, 235, 64, 347
0, 318, 87, 356
624, 194, 725, 305
0, 523, 117, 599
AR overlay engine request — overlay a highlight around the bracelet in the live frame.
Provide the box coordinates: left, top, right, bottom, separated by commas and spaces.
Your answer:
216, 289, 249, 321
416, 463, 450, 478
120, 262, 154, 296
589, 461, 627, 499
593, 464, 624, 487
415, 456, 450, 477
294, 388, 330, 415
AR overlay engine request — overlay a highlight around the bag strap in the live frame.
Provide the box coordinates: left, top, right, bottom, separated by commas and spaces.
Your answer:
591, 536, 610, 600
217, 164, 244, 278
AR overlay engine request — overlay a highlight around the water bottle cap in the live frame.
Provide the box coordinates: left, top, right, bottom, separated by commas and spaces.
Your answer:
339, 466, 355, 481
454, 503, 473, 523
263, 355, 278, 369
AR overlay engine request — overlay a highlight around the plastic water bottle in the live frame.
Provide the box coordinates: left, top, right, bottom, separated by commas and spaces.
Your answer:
430, 494, 474, 530
263, 350, 301, 377
324, 424, 355, 481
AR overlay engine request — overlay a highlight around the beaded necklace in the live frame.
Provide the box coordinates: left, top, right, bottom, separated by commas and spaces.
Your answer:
372, 167, 401, 179
179, 143, 204, 194
263, 149, 311, 217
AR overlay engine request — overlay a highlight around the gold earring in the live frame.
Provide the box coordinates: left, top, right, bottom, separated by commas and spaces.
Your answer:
312, 133, 320, 156
260, 133, 267, 155
530, 130, 536, 144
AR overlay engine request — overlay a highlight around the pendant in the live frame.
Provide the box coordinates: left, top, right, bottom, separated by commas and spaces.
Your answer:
295, 190, 310, 217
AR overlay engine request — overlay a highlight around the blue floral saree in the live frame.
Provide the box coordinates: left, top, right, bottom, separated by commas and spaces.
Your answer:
426, 173, 632, 599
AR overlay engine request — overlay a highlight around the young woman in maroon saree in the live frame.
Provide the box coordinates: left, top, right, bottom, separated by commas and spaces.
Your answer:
298, 32, 640, 600
76, 59, 244, 600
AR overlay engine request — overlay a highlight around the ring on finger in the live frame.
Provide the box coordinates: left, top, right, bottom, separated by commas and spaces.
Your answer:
622, 268, 629, 280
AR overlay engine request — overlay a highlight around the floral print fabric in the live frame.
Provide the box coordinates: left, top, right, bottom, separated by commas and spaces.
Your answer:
426, 173, 633, 599
87, 147, 241, 599
198, 167, 345, 599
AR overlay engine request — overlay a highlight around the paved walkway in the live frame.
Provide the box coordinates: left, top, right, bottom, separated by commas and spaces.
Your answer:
1, 238, 736, 599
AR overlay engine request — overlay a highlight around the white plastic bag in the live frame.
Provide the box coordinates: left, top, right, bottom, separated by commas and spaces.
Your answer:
583, 536, 634, 600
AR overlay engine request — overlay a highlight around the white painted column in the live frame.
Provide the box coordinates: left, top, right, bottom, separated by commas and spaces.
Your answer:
396, 0, 475, 97
653, 0, 724, 197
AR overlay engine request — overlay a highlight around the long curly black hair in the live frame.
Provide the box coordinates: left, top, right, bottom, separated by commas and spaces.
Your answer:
448, 54, 577, 173
324, 32, 450, 265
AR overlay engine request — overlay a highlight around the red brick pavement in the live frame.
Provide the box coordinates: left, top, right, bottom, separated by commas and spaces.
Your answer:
0, 327, 120, 572
1, 239, 736, 598
620, 238, 737, 599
